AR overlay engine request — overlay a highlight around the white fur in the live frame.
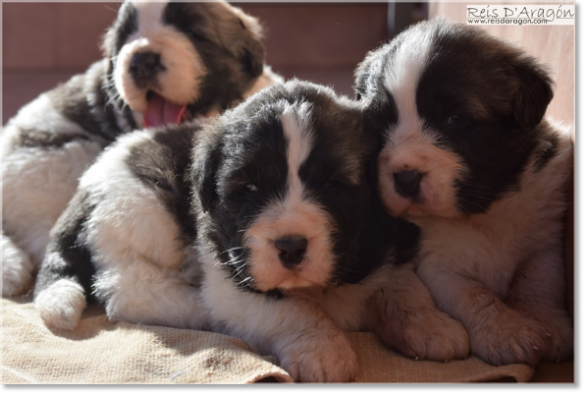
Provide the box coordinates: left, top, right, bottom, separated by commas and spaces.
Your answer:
115, 0, 206, 114
1, 234, 35, 297
1, 97, 103, 297
35, 278, 87, 331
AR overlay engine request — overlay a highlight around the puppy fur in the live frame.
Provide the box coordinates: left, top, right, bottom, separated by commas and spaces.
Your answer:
355, 18, 573, 365
34, 80, 420, 382
2, 0, 281, 297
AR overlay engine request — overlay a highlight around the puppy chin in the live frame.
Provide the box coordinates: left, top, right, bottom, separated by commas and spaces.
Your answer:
247, 252, 331, 293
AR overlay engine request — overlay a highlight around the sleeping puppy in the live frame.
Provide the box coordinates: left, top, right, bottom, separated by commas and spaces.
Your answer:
355, 18, 573, 366
1, 0, 281, 297
34, 80, 420, 382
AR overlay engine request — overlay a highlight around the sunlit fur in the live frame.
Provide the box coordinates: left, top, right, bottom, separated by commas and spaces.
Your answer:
355, 18, 573, 365
35, 81, 420, 382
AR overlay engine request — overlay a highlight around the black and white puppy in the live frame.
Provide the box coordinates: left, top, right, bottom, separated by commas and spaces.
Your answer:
355, 18, 573, 365
2, 0, 281, 296
34, 80, 420, 382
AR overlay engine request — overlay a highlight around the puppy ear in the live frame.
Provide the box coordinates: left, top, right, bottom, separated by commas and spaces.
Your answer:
101, 28, 116, 60
354, 51, 378, 101
362, 88, 398, 144
213, 2, 266, 78
191, 128, 224, 213
512, 56, 554, 131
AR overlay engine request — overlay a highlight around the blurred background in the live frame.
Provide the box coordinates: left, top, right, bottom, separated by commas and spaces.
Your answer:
2, 1, 429, 124
2, 1, 574, 128
3, 1, 572, 128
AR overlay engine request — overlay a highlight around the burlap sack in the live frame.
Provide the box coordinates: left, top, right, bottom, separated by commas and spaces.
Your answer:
1, 296, 534, 384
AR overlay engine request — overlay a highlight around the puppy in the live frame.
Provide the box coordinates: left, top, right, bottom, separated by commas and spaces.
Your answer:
1, 0, 281, 297
355, 18, 573, 365
34, 80, 421, 382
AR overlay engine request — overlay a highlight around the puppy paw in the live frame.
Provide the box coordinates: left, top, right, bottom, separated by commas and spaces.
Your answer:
2, 237, 34, 296
378, 306, 470, 362
35, 279, 86, 331
536, 309, 574, 363
470, 310, 548, 366
280, 329, 358, 383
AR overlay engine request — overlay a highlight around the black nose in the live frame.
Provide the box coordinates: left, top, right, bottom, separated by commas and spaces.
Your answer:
393, 170, 423, 199
129, 51, 163, 84
275, 236, 308, 267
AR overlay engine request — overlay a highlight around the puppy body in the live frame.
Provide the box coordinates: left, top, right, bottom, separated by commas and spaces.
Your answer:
356, 18, 573, 365
2, 0, 280, 296
34, 81, 420, 382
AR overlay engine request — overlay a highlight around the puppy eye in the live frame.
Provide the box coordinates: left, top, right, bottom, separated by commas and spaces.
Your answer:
245, 184, 258, 192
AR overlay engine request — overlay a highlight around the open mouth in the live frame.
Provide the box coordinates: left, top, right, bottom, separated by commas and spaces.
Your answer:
143, 91, 191, 127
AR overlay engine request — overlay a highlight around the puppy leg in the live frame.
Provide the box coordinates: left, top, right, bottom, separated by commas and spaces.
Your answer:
367, 265, 470, 361
1, 233, 35, 296
202, 267, 358, 382
506, 249, 573, 362
418, 267, 549, 366
95, 257, 209, 331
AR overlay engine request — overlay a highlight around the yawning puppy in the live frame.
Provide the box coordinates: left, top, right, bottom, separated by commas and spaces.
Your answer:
2, 0, 280, 296
355, 18, 573, 365
34, 80, 420, 382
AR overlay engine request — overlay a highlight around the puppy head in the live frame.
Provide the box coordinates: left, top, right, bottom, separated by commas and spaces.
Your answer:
192, 81, 378, 293
102, 0, 265, 127
355, 18, 554, 219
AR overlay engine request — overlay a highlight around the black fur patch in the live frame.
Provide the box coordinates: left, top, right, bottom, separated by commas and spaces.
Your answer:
104, 1, 138, 56
125, 124, 200, 242
414, 22, 553, 214
34, 190, 97, 303
162, 2, 265, 114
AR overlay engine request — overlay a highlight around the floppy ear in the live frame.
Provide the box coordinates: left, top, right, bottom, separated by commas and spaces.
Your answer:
512, 56, 554, 131
362, 86, 398, 145
191, 128, 224, 213
213, 2, 266, 78
353, 51, 379, 101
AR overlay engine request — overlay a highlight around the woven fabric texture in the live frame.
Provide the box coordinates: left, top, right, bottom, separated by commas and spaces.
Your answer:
1, 297, 534, 384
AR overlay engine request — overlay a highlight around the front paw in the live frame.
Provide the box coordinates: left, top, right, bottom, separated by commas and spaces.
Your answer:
470, 309, 549, 366
35, 278, 86, 331
279, 329, 358, 383
535, 308, 574, 363
377, 306, 470, 362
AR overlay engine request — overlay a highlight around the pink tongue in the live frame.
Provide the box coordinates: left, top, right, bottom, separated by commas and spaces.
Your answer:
144, 92, 187, 127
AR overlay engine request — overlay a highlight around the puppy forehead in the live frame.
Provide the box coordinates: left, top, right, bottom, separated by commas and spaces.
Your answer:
221, 97, 365, 185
